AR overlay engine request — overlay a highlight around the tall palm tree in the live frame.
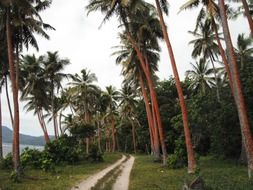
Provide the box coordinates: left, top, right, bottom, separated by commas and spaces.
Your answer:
113, 32, 161, 159
154, 0, 196, 172
235, 33, 253, 70
103, 85, 119, 153
42, 51, 70, 138
69, 69, 100, 153
20, 54, 51, 143
218, 0, 253, 178
87, 0, 168, 163
1, 0, 53, 173
180, 0, 235, 101
186, 59, 215, 95
188, 19, 221, 101
119, 84, 139, 153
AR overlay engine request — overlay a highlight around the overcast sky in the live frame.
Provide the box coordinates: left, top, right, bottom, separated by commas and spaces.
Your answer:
1, 0, 249, 137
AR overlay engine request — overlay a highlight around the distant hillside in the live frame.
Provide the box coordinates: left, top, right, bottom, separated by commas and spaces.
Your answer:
2, 126, 52, 146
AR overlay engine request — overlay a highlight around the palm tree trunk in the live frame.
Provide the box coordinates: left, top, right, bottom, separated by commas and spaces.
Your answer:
130, 120, 137, 154
241, 0, 253, 36
59, 112, 63, 136
212, 18, 234, 94
138, 73, 158, 156
154, 0, 196, 173
127, 33, 167, 165
210, 56, 221, 102
6, 8, 20, 173
151, 100, 162, 161
218, 0, 253, 178
112, 118, 116, 152
53, 115, 59, 138
145, 61, 167, 165
97, 124, 102, 153
37, 110, 50, 143
5, 76, 14, 127
0, 92, 3, 159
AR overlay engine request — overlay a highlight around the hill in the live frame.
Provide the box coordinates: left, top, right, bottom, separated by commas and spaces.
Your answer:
2, 126, 50, 146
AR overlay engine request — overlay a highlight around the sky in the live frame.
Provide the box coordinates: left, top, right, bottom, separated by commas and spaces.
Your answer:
1, 0, 249, 137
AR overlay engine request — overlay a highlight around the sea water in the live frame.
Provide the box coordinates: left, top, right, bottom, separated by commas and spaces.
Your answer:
2, 143, 44, 157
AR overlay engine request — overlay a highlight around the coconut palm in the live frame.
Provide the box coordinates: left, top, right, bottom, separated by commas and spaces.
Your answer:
235, 33, 253, 70
186, 59, 215, 95
180, 0, 234, 95
119, 84, 139, 153
69, 69, 100, 153
102, 85, 119, 152
188, 19, 221, 101
86, 0, 168, 161
20, 54, 51, 143
113, 32, 161, 160
154, 0, 196, 172
42, 51, 70, 138
218, 0, 253, 178
0, 0, 53, 173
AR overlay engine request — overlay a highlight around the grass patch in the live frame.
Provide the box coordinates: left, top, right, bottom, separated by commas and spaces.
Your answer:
129, 155, 253, 190
0, 153, 121, 190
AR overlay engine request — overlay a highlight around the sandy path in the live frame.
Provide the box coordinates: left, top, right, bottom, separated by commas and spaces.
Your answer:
71, 155, 126, 190
112, 155, 135, 190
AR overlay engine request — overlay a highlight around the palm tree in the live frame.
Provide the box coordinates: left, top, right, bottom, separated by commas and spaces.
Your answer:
87, 0, 168, 162
69, 69, 100, 153
103, 85, 119, 153
235, 33, 253, 70
188, 19, 221, 101
186, 59, 215, 95
20, 54, 51, 143
154, 0, 196, 172
1, 0, 53, 173
180, 0, 235, 101
218, 0, 253, 178
42, 51, 70, 138
113, 33, 160, 159
231, 0, 253, 35
119, 84, 139, 153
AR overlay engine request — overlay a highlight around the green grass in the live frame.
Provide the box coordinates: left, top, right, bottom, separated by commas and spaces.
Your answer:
0, 153, 121, 190
129, 155, 253, 190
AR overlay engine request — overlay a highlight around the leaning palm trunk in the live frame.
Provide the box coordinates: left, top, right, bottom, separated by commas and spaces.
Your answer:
111, 118, 116, 152
241, 0, 253, 36
155, 0, 196, 173
5, 76, 14, 127
218, 0, 253, 178
0, 93, 3, 158
130, 120, 137, 154
209, 56, 221, 102
211, 18, 234, 94
37, 110, 50, 143
138, 73, 160, 159
127, 33, 167, 165
6, 8, 20, 173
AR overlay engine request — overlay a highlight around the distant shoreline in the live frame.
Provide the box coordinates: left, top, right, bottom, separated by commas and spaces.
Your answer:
2, 143, 44, 157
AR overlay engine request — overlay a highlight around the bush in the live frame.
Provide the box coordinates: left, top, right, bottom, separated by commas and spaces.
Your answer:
0, 153, 13, 169
87, 144, 103, 162
168, 137, 187, 169
44, 136, 83, 164
21, 148, 43, 169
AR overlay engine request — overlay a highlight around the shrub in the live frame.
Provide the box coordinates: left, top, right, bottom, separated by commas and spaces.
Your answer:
44, 135, 83, 164
0, 153, 13, 169
168, 136, 187, 169
21, 148, 43, 169
87, 144, 103, 162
